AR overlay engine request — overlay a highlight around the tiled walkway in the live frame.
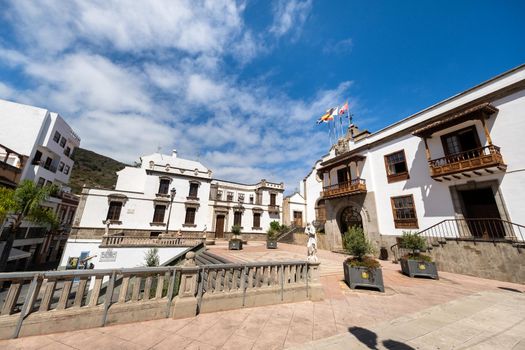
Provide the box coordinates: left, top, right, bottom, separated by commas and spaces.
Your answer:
1, 242, 524, 349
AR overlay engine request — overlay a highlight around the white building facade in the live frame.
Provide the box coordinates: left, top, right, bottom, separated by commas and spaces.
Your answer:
0, 99, 81, 270
62, 151, 284, 269
292, 65, 525, 251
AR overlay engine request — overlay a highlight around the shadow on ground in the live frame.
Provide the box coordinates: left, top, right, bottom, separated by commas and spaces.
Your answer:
348, 326, 414, 350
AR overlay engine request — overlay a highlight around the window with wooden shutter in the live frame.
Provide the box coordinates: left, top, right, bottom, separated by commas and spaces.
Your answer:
390, 195, 418, 229
106, 202, 123, 221
185, 207, 196, 225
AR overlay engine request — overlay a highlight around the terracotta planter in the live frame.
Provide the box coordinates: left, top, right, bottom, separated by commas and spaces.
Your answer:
343, 262, 384, 292
400, 259, 439, 279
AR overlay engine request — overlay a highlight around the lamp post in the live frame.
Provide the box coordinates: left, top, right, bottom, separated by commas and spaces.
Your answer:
165, 187, 176, 235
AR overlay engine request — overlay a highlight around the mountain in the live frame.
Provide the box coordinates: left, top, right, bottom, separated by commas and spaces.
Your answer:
69, 148, 127, 194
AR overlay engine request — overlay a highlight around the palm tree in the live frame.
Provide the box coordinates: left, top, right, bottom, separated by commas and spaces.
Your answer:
0, 180, 59, 271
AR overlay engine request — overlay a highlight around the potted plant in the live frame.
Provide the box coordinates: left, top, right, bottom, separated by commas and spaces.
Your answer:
266, 223, 279, 249
229, 225, 243, 250
399, 231, 438, 279
343, 226, 384, 292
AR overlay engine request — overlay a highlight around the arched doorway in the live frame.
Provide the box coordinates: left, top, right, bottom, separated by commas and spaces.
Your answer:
339, 206, 363, 235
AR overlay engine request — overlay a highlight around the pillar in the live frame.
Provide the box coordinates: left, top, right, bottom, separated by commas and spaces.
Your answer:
423, 137, 431, 161
480, 114, 493, 146
172, 252, 199, 319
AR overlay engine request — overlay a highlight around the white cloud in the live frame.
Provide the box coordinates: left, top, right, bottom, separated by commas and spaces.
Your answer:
323, 38, 353, 55
269, 0, 313, 38
0, 0, 355, 191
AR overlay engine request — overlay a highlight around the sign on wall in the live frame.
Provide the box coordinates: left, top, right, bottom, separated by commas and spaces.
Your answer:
100, 248, 117, 262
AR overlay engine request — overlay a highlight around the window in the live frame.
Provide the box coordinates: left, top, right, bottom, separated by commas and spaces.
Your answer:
184, 207, 196, 225
158, 179, 170, 194
391, 195, 418, 229
216, 190, 223, 200
152, 205, 166, 223
441, 126, 481, 158
253, 212, 261, 228
227, 191, 234, 201
32, 150, 42, 165
64, 147, 71, 157
270, 193, 276, 206
45, 180, 53, 187
188, 183, 199, 198
53, 131, 61, 143
238, 193, 244, 202
59, 137, 66, 148
37, 177, 45, 188
249, 195, 254, 204
384, 150, 409, 183
233, 211, 242, 226
44, 157, 53, 170
58, 162, 65, 172
64, 165, 70, 175
106, 202, 123, 221
337, 168, 348, 184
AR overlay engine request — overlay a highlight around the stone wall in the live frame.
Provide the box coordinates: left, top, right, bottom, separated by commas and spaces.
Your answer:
427, 240, 524, 284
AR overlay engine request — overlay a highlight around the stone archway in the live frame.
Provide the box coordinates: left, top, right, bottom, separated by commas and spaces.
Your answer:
339, 206, 363, 236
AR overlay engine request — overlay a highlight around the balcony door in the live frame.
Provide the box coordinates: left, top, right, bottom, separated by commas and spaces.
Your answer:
337, 168, 348, 185
441, 126, 481, 157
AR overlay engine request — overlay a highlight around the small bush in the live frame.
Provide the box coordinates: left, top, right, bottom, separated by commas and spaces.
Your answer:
267, 228, 277, 241
346, 256, 381, 269
144, 248, 160, 267
343, 226, 375, 261
400, 231, 426, 252
231, 225, 242, 236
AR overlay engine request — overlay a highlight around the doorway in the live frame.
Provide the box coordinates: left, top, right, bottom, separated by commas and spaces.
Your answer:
293, 211, 303, 227
215, 215, 225, 239
339, 207, 363, 235
459, 188, 504, 238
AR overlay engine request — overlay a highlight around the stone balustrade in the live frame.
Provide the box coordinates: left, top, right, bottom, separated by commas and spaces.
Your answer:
0, 254, 323, 340
100, 235, 206, 247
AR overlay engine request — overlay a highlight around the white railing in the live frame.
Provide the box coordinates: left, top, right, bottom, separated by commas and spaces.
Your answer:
100, 235, 205, 247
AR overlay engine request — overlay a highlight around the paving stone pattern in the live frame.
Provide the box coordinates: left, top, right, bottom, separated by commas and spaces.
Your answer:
0, 242, 523, 349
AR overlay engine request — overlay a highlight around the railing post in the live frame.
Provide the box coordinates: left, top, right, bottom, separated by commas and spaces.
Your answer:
172, 252, 199, 319
12, 274, 41, 339
307, 262, 323, 301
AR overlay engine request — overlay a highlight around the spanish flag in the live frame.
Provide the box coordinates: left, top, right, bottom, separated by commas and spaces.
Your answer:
316, 108, 335, 124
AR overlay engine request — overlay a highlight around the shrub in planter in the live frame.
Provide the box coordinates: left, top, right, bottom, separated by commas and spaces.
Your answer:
399, 231, 438, 279
343, 226, 384, 292
266, 228, 278, 249
229, 225, 243, 250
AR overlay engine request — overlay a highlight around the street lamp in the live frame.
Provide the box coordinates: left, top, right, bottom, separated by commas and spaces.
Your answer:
165, 187, 176, 235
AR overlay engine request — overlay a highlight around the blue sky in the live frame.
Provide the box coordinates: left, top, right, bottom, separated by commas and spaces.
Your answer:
0, 0, 524, 192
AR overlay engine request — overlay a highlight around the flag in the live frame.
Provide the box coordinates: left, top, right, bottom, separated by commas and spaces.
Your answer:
316, 108, 335, 124
331, 107, 339, 117
339, 101, 349, 115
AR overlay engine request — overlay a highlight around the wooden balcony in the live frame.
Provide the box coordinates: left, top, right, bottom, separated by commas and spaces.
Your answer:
268, 204, 280, 213
429, 145, 506, 181
322, 178, 367, 199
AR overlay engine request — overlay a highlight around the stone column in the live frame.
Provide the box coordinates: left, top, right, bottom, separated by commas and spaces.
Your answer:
172, 252, 200, 319
308, 262, 324, 301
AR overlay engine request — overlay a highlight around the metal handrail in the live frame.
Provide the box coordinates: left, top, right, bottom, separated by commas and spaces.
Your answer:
390, 218, 525, 262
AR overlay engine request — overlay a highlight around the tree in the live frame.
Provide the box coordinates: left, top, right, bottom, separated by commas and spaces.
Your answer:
144, 248, 160, 267
0, 180, 59, 271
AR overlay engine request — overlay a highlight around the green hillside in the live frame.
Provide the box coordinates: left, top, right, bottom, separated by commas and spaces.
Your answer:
69, 148, 127, 194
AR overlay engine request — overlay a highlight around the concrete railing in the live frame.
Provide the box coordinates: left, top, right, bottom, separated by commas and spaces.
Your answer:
0, 253, 323, 339
100, 235, 206, 247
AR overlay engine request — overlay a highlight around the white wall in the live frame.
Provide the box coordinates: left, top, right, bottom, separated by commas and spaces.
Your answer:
59, 239, 187, 269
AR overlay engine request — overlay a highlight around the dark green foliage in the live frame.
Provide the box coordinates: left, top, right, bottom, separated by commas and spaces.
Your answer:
144, 248, 160, 267
343, 226, 379, 269
400, 231, 427, 252
69, 148, 127, 194
231, 225, 242, 235
269, 220, 281, 231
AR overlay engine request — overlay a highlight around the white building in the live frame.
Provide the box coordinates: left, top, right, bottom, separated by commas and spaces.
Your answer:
0, 98, 81, 270
291, 64, 525, 252
61, 150, 284, 269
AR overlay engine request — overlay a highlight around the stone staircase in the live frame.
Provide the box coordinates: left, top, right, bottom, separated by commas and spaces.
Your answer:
277, 225, 304, 243
195, 250, 231, 266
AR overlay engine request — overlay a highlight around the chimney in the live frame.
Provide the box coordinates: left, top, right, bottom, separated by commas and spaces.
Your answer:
172, 149, 178, 158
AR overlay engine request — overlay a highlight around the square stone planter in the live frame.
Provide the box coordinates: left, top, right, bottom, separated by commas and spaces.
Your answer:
229, 239, 243, 250
267, 240, 277, 249
343, 262, 384, 292
400, 259, 439, 279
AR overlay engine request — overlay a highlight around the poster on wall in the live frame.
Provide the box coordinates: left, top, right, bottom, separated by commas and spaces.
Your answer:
66, 257, 79, 270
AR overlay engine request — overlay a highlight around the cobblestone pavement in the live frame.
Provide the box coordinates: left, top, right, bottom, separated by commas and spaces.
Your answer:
1, 242, 523, 350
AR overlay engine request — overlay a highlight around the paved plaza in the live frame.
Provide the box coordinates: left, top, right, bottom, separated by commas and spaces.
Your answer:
1, 242, 524, 349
